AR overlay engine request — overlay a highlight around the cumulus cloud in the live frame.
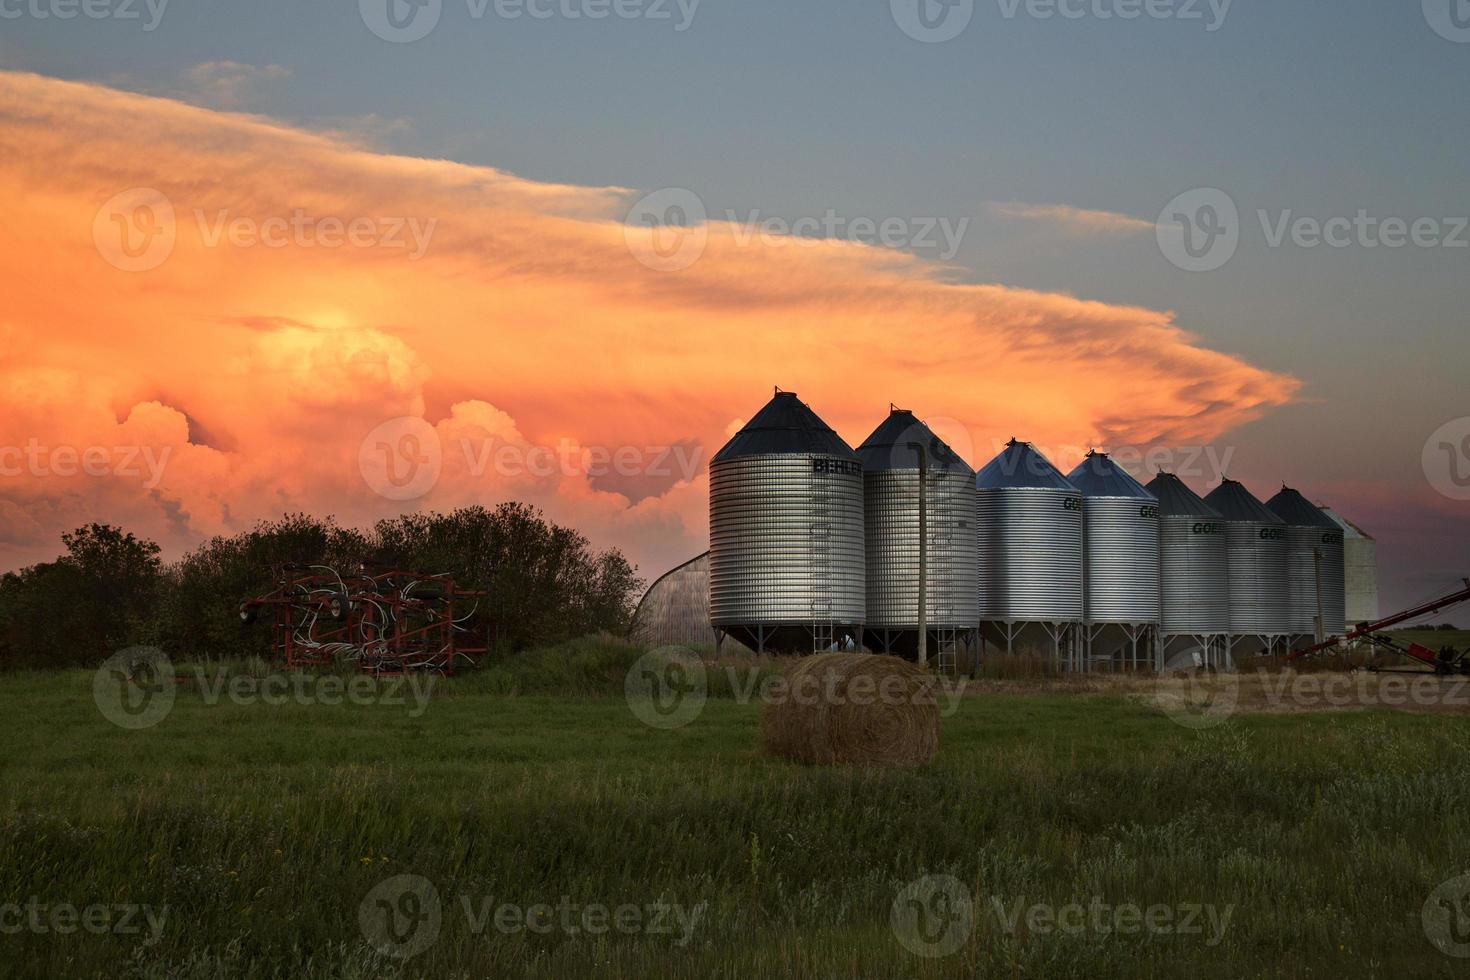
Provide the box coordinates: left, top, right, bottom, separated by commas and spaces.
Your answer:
988, 200, 1156, 237
0, 69, 1297, 580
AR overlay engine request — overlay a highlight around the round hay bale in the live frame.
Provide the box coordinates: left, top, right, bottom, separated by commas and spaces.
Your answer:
759, 653, 940, 768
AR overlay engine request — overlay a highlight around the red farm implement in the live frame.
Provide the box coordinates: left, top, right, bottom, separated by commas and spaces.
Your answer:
1292, 578, 1470, 676
239, 564, 487, 674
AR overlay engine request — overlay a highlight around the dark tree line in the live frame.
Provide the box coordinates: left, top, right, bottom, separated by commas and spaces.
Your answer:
0, 504, 643, 669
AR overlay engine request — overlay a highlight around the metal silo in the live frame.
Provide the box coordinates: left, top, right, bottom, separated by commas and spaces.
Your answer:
975, 439, 1084, 668
631, 552, 722, 650
856, 408, 979, 668
1266, 487, 1347, 643
1318, 504, 1379, 624
1203, 479, 1291, 656
1145, 473, 1230, 669
708, 389, 865, 654
1066, 451, 1160, 671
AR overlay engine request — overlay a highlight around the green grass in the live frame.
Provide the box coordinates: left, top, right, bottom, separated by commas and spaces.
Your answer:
1389, 629, 1470, 653
2, 638, 1470, 978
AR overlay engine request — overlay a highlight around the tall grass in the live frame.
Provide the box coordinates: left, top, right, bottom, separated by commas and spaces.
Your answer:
0, 642, 1468, 977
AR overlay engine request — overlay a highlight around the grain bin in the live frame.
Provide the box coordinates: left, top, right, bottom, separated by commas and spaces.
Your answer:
1266, 487, 1347, 641
1066, 451, 1161, 622
975, 439, 1084, 666
1203, 479, 1291, 653
1145, 473, 1230, 668
1318, 504, 1379, 624
631, 552, 724, 650
856, 408, 979, 663
708, 390, 865, 653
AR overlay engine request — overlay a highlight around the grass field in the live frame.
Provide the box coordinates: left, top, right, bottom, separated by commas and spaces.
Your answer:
3, 639, 1470, 978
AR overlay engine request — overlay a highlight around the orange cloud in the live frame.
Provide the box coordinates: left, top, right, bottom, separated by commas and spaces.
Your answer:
988, 201, 1156, 237
0, 69, 1298, 580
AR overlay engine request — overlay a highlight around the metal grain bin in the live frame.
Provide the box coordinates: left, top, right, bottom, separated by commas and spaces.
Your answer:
1066, 451, 1160, 626
1266, 487, 1347, 638
631, 552, 722, 650
1203, 480, 1291, 639
708, 390, 864, 653
1318, 504, 1379, 624
1145, 473, 1230, 637
857, 409, 979, 654
975, 440, 1084, 623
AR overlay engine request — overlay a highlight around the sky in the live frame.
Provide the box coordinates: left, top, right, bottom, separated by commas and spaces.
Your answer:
0, 0, 1466, 615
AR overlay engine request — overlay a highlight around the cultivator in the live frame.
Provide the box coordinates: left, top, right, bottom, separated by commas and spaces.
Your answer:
240, 565, 487, 674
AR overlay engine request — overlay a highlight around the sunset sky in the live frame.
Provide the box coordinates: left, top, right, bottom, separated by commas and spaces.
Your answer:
1, 2, 1467, 614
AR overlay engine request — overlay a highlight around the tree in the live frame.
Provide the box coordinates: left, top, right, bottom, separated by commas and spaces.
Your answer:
0, 524, 162, 669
